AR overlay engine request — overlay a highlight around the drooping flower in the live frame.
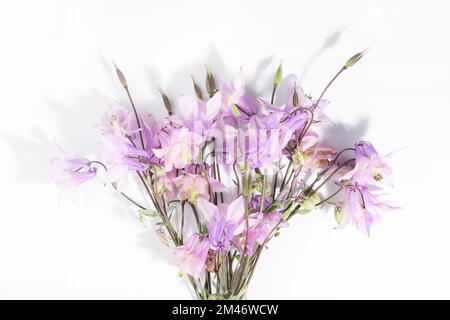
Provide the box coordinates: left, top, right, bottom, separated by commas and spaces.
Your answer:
172, 233, 211, 280
102, 133, 150, 188
50, 151, 97, 198
343, 141, 393, 187
153, 127, 203, 171
336, 185, 397, 236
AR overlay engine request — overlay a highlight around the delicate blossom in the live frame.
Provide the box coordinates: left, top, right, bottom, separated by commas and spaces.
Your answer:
153, 127, 202, 171
174, 173, 227, 204
336, 185, 397, 236
51, 151, 97, 198
197, 197, 246, 251
100, 102, 136, 136
172, 233, 211, 279
102, 133, 149, 188
343, 140, 393, 186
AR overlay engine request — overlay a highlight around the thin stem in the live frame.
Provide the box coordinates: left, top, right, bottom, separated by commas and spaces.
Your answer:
180, 201, 185, 243
260, 169, 268, 212
124, 86, 145, 149
89, 160, 107, 171
279, 161, 293, 194
119, 192, 147, 210
315, 186, 344, 206
333, 147, 356, 163
312, 158, 354, 193
189, 204, 202, 232
90, 160, 147, 210
270, 85, 276, 104
312, 66, 346, 110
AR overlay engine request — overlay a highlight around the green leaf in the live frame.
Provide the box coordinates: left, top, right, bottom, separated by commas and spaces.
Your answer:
138, 209, 158, 218
265, 201, 281, 213
298, 209, 312, 215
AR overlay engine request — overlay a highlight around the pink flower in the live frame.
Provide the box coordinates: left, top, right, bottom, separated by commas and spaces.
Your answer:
292, 132, 336, 169
100, 102, 136, 136
153, 127, 202, 171
154, 168, 178, 201
102, 133, 149, 189
172, 233, 210, 280
343, 141, 393, 187
337, 185, 397, 236
174, 173, 227, 204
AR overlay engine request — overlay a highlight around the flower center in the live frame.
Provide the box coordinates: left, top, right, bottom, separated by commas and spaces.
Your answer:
374, 172, 383, 181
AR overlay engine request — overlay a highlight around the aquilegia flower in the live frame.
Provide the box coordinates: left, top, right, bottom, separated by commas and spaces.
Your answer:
52, 48, 398, 299
51, 150, 97, 199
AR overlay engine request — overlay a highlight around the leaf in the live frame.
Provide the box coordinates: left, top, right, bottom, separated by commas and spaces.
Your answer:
138, 209, 158, 218
265, 201, 280, 213
298, 209, 312, 215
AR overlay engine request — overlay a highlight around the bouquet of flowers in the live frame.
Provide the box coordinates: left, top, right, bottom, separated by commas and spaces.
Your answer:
51, 50, 396, 299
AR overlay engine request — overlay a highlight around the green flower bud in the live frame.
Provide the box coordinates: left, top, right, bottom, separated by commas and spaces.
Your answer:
230, 101, 240, 118
334, 206, 343, 224
273, 61, 283, 86
344, 48, 369, 69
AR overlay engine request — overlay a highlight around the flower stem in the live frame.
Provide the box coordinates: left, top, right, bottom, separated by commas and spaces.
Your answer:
312, 66, 346, 110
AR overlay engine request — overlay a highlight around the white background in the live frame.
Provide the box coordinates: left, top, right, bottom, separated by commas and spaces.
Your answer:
1, 0, 449, 299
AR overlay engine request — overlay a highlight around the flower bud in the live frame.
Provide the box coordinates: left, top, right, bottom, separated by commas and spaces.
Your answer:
158, 88, 173, 115
292, 88, 299, 106
230, 101, 240, 118
334, 206, 343, 224
113, 62, 128, 88
273, 61, 283, 87
191, 75, 203, 100
205, 66, 217, 97
344, 48, 369, 69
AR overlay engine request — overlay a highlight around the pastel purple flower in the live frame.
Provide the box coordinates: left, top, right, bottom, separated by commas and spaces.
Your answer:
221, 69, 258, 123
173, 173, 227, 204
337, 185, 397, 236
197, 197, 246, 251
153, 127, 203, 172
343, 140, 394, 187
51, 151, 97, 198
172, 233, 211, 280
170, 92, 223, 132
100, 102, 137, 136
102, 133, 149, 188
